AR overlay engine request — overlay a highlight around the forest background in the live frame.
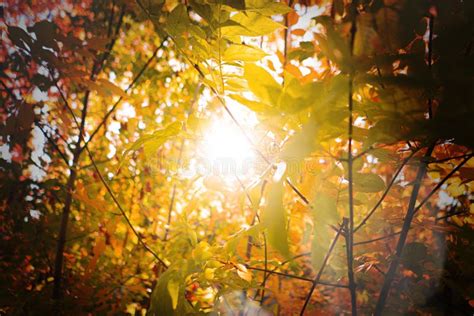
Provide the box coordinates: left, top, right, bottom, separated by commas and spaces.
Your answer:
1, 0, 473, 315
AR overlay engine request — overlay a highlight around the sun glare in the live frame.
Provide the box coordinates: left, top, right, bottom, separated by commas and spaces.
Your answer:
201, 119, 255, 177
203, 120, 253, 162
199, 103, 259, 182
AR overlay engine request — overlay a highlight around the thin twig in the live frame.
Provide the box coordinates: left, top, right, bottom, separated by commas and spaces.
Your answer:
253, 252, 312, 301
236, 177, 270, 305
374, 145, 435, 315
354, 231, 401, 246
436, 209, 468, 221
300, 224, 343, 315
429, 153, 473, 164
257, 232, 267, 303
413, 154, 473, 215
35, 121, 70, 166
354, 148, 420, 232
84, 145, 168, 268
93, 5, 126, 77
56, 80, 168, 268
82, 39, 167, 150
375, 13, 439, 313
247, 266, 348, 288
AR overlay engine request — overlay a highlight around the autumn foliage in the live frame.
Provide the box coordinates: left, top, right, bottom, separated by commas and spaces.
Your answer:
1, 0, 473, 315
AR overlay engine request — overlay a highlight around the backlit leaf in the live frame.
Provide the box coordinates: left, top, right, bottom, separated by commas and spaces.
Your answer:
221, 12, 283, 37
120, 121, 182, 165
223, 44, 267, 62
149, 270, 183, 316
262, 182, 290, 257
243, 63, 281, 106
167, 279, 180, 310
353, 173, 386, 193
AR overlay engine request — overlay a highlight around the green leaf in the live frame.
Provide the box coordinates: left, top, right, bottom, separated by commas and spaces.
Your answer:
353, 173, 386, 193
277, 73, 321, 114
224, 77, 247, 92
262, 182, 290, 257
354, 14, 379, 57
148, 270, 180, 316
313, 193, 339, 225
310, 192, 339, 270
166, 4, 190, 37
120, 121, 182, 165
312, 16, 351, 71
167, 279, 180, 310
243, 63, 281, 106
189, 1, 213, 23
223, 44, 267, 62
311, 226, 331, 271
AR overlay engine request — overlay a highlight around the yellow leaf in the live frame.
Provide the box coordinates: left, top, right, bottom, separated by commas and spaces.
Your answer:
243, 63, 281, 106
204, 268, 215, 280
120, 121, 182, 166
96, 78, 128, 97
221, 12, 283, 37
236, 264, 252, 282
223, 44, 267, 62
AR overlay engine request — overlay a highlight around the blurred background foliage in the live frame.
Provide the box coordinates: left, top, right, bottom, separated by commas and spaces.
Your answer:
0, 0, 473, 314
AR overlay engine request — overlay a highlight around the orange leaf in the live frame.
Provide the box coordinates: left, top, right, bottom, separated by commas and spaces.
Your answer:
292, 28, 306, 36
287, 11, 299, 26
285, 63, 303, 79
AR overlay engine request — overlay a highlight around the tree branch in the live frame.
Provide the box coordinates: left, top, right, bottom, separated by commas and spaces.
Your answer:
414, 154, 473, 215
82, 39, 167, 150
58, 85, 168, 268
374, 145, 435, 315
300, 224, 343, 315
247, 266, 348, 288
346, 1, 358, 313
354, 148, 420, 232
35, 121, 70, 166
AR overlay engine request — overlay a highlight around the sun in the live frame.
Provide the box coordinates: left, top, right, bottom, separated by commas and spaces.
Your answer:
203, 120, 253, 161
201, 119, 255, 178
199, 104, 259, 181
